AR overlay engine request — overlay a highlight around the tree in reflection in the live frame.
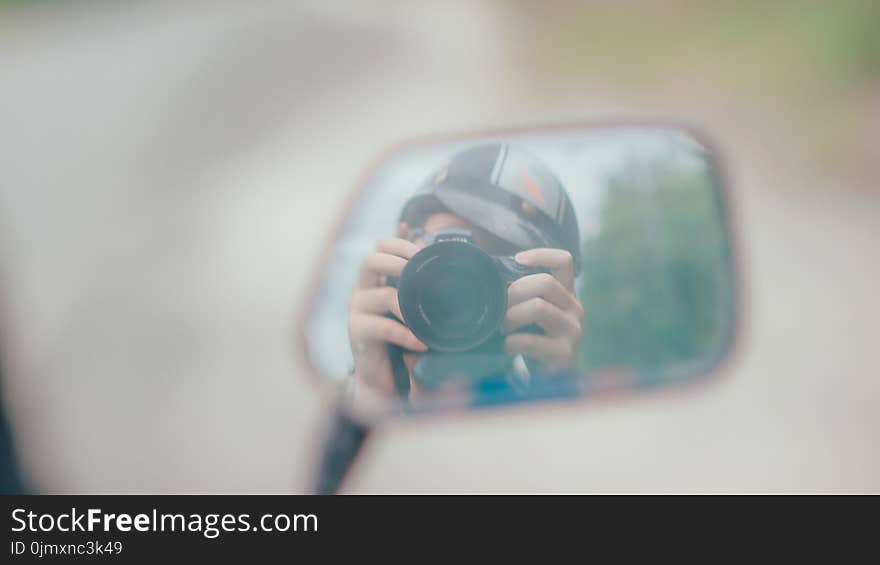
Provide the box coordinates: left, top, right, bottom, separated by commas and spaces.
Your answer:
577, 149, 732, 384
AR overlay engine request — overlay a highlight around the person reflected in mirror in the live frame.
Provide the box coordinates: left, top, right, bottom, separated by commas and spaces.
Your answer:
347, 143, 583, 402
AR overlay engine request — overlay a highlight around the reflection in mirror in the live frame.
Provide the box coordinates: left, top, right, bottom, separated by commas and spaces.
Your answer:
304, 127, 734, 413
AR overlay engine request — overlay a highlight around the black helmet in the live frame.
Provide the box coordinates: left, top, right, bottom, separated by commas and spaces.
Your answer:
400, 143, 581, 274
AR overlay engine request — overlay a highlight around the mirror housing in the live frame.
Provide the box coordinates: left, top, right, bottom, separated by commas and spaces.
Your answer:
300, 122, 738, 421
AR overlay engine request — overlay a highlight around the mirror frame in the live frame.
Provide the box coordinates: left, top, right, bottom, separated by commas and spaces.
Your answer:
295, 119, 744, 423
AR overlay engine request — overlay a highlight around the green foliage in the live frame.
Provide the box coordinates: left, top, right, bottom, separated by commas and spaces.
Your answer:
578, 152, 732, 383
521, 0, 880, 174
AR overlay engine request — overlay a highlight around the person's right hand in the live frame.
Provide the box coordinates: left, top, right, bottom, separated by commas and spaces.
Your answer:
348, 238, 427, 395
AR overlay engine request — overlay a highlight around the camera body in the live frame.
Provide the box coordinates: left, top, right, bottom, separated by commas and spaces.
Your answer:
388, 228, 546, 388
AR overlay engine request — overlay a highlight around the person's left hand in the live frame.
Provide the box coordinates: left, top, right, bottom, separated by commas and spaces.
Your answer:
502, 248, 583, 371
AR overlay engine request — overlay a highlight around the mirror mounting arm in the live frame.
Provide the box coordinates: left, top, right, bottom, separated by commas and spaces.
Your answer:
311, 403, 371, 495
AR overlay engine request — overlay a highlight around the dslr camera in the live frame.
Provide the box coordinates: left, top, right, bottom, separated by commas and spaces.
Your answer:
388, 228, 546, 387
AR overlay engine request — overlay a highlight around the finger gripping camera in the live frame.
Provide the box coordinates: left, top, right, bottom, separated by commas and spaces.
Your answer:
390, 228, 546, 355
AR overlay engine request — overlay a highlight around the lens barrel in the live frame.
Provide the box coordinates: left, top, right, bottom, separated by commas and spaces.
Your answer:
397, 240, 507, 352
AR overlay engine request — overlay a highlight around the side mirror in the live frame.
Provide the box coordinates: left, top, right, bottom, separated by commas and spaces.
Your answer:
304, 123, 737, 418
301, 123, 738, 491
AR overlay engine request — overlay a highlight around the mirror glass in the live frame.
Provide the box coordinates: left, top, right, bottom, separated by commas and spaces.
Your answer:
303, 126, 735, 412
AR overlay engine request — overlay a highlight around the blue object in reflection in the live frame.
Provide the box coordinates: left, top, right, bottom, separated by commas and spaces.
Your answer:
469, 369, 583, 408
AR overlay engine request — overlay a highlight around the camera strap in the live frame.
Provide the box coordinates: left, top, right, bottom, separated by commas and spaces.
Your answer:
387, 344, 411, 400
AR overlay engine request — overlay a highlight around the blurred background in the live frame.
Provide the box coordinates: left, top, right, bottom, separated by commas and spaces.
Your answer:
0, 0, 877, 492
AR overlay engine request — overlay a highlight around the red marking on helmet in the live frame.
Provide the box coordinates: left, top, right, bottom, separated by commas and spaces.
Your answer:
523, 173, 546, 205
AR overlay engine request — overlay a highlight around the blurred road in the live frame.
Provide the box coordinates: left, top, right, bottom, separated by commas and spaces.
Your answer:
0, 1, 877, 492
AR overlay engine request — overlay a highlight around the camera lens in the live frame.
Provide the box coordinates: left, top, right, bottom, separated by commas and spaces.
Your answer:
417, 268, 481, 337
397, 240, 506, 352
